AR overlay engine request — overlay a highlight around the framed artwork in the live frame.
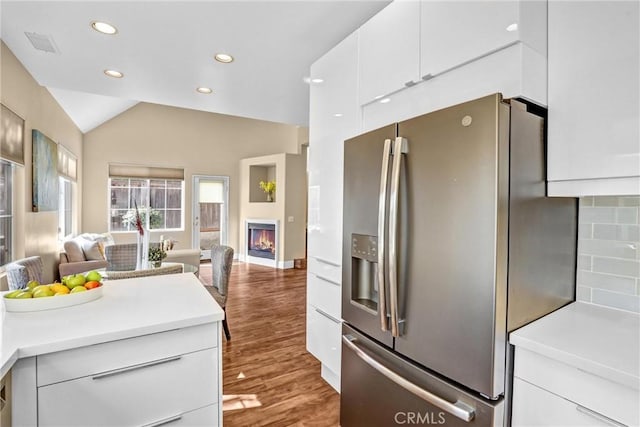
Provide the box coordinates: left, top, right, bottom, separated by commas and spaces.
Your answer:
1, 103, 25, 165
32, 129, 59, 212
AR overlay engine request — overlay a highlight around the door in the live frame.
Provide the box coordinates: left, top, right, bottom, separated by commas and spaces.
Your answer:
393, 94, 510, 398
341, 324, 503, 427
342, 124, 396, 348
192, 176, 229, 260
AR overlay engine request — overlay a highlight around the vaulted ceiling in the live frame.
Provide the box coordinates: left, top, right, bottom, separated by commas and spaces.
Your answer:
1, 1, 390, 132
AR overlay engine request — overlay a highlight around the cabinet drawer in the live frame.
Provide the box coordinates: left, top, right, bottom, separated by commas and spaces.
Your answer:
512, 378, 621, 427
38, 348, 218, 427
307, 256, 341, 283
307, 272, 341, 320
306, 304, 342, 374
37, 322, 218, 386
514, 348, 639, 426
144, 403, 219, 427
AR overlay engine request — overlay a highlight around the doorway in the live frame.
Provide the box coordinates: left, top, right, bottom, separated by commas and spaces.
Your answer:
192, 175, 229, 260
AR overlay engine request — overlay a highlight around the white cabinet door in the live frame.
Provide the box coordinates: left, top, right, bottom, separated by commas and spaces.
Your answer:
308, 32, 360, 266
306, 304, 342, 375
358, 0, 421, 105
420, 0, 546, 78
547, 1, 640, 196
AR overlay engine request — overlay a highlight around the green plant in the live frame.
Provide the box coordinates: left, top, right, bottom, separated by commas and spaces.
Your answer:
148, 246, 167, 262
122, 206, 162, 229
259, 180, 276, 195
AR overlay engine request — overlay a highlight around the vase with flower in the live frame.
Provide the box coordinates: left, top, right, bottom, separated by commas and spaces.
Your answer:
132, 201, 150, 270
259, 180, 276, 202
148, 246, 167, 268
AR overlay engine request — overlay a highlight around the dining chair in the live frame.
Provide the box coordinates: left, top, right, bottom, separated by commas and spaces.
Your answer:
207, 245, 234, 341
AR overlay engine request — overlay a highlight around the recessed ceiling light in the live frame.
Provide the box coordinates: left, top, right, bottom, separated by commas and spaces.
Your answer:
333, 113, 343, 117
196, 87, 213, 94
214, 53, 234, 63
91, 21, 118, 35
311, 78, 324, 84
506, 23, 518, 32
379, 98, 391, 104
104, 69, 123, 78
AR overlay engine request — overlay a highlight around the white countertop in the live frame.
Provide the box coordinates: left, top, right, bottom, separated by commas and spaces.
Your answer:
510, 302, 640, 390
0, 273, 224, 378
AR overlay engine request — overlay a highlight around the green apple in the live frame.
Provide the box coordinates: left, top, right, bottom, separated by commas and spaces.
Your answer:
33, 288, 54, 298
15, 291, 33, 299
65, 274, 87, 289
4, 290, 23, 299
70, 286, 87, 293
26, 280, 40, 291
85, 271, 102, 282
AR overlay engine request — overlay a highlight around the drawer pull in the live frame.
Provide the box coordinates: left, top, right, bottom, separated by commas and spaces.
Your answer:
315, 308, 341, 324
142, 413, 183, 427
313, 256, 341, 267
92, 356, 182, 380
576, 405, 627, 427
314, 274, 341, 287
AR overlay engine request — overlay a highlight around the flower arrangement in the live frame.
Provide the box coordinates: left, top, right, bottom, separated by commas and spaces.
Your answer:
148, 246, 167, 262
259, 180, 276, 201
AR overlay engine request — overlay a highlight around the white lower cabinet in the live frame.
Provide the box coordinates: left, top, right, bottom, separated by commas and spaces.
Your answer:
14, 323, 221, 426
513, 379, 618, 427
512, 347, 639, 427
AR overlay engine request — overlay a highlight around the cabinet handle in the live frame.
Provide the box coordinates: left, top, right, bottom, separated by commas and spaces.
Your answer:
575, 406, 627, 427
315, 308, 341, 324
92, 356, 182, 380
404, 80, 417, 87
141, 413, 183, 427
312, 256, 340, 267
314, 273, 340, 287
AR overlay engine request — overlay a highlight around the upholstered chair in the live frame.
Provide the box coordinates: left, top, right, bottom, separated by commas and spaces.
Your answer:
207, 245, 234, 340
5, 256, 44, 290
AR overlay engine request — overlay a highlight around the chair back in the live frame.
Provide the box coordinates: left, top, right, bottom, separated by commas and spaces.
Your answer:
210, 245, 234, 297
105, 243, 138, 271
5, 256, 44, 290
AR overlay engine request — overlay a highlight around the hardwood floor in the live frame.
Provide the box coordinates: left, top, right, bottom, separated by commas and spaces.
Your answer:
199, 262, 340, 427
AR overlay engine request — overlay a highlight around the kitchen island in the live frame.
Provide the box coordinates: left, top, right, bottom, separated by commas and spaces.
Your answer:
0, 272, 224, 426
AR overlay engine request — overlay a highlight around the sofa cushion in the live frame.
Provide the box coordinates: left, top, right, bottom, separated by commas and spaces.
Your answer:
63, 239, 85, 262
82, 240, 105, 261
5, 264, 28, 290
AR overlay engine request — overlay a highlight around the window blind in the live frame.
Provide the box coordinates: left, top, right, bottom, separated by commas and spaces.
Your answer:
57, 144, 77, 181
108, 164, 184, 180
0, 104, 25, 166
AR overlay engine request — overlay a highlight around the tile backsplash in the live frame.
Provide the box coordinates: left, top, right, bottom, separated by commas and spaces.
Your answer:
577, 196, 640, 313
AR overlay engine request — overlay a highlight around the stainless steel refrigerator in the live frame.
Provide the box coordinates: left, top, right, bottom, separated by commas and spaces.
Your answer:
341, 94, 577, 426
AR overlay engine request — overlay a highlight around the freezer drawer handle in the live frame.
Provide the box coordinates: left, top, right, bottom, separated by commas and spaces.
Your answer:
575, 406, 627, 427
342, 335, 475, 422
377, 138, 393, 332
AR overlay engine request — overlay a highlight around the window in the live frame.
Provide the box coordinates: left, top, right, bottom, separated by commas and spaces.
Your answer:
58, 177, 73, 240
109, 178, 184, 232
0, 161, 13, 266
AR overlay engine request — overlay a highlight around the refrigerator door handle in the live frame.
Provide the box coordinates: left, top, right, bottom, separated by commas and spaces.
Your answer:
388, 137, 408, 337
342, 335, 475, 422
377, 138, 393, 331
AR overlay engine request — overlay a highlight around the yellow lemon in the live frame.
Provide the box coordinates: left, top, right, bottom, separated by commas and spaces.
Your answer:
51, 284, 70, 294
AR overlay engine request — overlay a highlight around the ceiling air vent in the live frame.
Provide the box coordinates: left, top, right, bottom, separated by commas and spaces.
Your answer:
24, 32, 59, 54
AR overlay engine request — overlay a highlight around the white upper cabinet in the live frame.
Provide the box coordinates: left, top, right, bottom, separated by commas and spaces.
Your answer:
547, 1, 640, 196
358, 0, 421, 105
420, 0, 546, 78
308, 32, 360, 265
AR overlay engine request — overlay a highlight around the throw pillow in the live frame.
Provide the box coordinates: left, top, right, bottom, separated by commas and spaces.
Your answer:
82, 240, 105, 261
5, 264, 28, 290
63, 239, 85, 262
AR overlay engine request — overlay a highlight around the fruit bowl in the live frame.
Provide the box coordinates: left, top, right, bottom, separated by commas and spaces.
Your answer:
2, 284, 104, 313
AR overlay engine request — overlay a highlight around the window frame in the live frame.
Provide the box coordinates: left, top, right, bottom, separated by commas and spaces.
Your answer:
58, 177, 73, 241
0, 160, 14, 267
108, 177, 185, 233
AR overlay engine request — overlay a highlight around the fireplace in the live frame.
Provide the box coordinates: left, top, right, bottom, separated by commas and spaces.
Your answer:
247, 222, 276, 260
